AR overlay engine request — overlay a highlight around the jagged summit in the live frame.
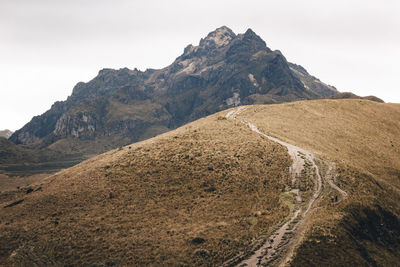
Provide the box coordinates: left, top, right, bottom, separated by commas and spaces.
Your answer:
200, 26, 236, 48
242, 28, 267, 46
214, 25, 235, 33
181, 27, 266, 57
242, 28, 261, 40
181, 26, 236, 59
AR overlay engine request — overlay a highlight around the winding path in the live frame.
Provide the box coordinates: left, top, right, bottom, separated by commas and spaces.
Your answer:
223, 107, 347, 267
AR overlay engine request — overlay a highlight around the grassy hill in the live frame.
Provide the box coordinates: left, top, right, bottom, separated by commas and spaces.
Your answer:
0, 114, 292, 265
1, 99, 399, 265
237, 99, 400, 190
235, 99, 400, 265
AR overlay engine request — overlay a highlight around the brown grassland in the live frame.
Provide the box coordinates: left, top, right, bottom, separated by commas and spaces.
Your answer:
235, 99, 400, 266
1, 99, 400, 266
0, 114, 292, 266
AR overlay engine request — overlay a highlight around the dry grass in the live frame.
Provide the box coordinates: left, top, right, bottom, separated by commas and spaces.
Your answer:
0, 173, 50, 193
237, 99, 400, 188
234, 99, 400, 265
0, 114, 291, 266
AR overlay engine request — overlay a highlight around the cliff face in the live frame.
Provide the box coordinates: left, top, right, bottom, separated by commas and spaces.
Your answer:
10, 26, 337, 154
0, 130, 13, 139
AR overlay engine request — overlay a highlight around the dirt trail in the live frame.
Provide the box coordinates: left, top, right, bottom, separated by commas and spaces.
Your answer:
326, 164, 348, 200
223, 107, 346, 267
238, 121, 322, 267
225, 106, 247, 119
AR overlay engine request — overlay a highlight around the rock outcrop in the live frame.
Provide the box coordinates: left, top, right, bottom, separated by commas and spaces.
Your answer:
0, 130, 13, 139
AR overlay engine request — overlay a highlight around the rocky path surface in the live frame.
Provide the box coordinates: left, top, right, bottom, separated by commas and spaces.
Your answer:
223, 107, 347, 267
224, 106, 247, 119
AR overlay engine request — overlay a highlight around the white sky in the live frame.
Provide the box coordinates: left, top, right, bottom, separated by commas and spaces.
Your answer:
1, 0, 399, 131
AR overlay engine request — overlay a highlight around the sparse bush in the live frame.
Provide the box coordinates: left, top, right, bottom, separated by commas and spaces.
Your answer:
194, 248, 210, 258
191, 237, 206, 244
204, 186, 216, 192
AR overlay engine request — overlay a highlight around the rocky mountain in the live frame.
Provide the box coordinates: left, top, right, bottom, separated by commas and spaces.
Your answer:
0, 130, 13, 139
9, 26, 337, 159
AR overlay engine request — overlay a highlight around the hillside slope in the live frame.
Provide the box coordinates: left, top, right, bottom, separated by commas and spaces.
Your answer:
0, 114, 292, 266
236, 99, 400, 187
9, 26, 337, 164
1, 99, 399, 266
235, 99, 400, 265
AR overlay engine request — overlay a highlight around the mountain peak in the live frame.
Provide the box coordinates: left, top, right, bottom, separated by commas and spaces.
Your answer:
214, 25, 235, 35
244, 28, 256, 35
200, 26, 236, 48
242, 28, 266, 46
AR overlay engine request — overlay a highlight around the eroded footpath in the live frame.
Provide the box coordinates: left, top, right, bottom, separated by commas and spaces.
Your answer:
223, 107, 347, 267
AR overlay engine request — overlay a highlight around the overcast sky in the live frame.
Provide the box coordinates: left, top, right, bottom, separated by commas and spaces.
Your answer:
1, 0, 399, 131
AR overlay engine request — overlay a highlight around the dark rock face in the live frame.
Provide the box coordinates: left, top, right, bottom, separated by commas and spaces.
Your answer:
288, 63, 338, 97
9, 26, 338, 155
